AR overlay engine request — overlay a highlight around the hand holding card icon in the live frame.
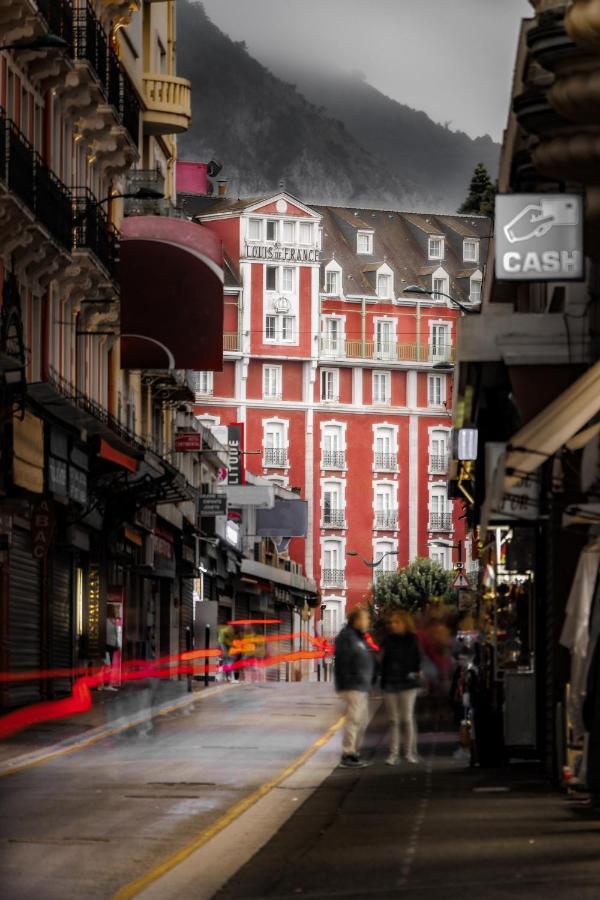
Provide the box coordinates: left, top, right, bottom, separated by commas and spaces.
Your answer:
503, 198, 580, 244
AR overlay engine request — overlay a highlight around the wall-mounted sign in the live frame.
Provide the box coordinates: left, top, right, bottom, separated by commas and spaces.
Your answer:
68, 466, 88, 506
227, 423, 245, 485
31, 498, 55, 562
495, 193, 584, 281
199, 494, 228, 516
243, 242, 319, 263
175, 431, 202, 452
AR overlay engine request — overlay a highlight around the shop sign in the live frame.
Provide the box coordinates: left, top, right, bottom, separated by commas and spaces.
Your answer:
199, 494, 227, 517
31, 498, 55, 562
153, 528, 174, 560
48, 456, 68, 496
495, 194, 584, 281
243, 242, 319, 263
68, 466, 88, 505
175, 431, 202, 452
227, 423, 245, 485
13, 410, 44, 493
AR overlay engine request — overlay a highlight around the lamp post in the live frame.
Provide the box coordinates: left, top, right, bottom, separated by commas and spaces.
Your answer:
430, 539, 464, 571
346, 549, 399, 570
72, 188, 165, 226
403, 283, 475, 316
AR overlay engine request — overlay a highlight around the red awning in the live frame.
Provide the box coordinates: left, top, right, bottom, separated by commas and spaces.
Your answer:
98, 438, 139, 473
119, 216, 224, 370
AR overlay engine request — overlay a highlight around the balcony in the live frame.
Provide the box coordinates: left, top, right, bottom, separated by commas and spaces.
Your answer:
374, 510, 398, 530
73, 188, 120, 281
322, 568, 345, 588
73, 3, 110, 97
429, 454, 449, 475
264, 448, 288, 468
123, 168, 166, 217
224, 333, 241, 352
322, 450, 346, 469
374, 452, 397, 471
322, 509, 345, 528
318, 338, 456, 364
142, 74, 192, 136
429, 513, 452, 532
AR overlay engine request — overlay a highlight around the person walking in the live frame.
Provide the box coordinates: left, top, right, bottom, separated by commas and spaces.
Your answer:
380, 609, 423, 765
334, 606, 375, 768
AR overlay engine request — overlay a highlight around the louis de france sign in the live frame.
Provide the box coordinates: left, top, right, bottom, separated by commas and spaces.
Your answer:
495, 194, 584, 281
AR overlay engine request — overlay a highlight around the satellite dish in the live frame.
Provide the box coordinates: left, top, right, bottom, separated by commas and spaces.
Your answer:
207, 160, 222, 178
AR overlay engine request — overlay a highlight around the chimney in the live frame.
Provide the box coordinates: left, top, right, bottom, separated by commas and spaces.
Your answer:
217, 180, 228, 198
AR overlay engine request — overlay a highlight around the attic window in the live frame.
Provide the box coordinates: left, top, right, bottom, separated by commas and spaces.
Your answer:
357, 231, 373, 254
463, 239, 479, 262
428, 236, 444, 260
377, 273, 392, 299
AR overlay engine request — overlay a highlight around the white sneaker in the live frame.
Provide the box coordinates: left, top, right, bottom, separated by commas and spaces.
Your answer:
385, 754, 399, 766
406, 754, 420, 764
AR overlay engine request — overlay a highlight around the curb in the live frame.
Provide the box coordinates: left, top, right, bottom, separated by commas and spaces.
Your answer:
0, 682, 235, 778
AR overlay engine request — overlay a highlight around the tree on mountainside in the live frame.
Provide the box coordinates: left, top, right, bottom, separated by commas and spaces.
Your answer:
371, 558, 454, 616
458, 162, 496, 216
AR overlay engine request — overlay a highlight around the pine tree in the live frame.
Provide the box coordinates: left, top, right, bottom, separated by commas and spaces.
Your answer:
371, 558, 454, 616
458, 162, 496, 216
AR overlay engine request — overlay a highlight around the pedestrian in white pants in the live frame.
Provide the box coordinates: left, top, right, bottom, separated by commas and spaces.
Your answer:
380, 608, 422, 765
334, 606, 375, 768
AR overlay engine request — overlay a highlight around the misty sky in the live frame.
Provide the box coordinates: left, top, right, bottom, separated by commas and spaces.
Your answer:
198, 0, 531, 142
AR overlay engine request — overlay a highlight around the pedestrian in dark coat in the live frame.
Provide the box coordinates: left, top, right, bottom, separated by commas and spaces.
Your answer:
334, 606, 375, 767
380, 609, 423, 765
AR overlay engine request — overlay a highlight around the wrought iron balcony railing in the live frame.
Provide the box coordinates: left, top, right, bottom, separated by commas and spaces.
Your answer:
321, 450, 346, 469
124, 168, 166, 216
120, 67, 141, 145
429, 513, 452, 531
264, 448, 288, 467
37, 0, 74, 50
322, 568, 345, 587
74, 3, 109, 97
322, 509, 345, 528
72, 187, 120, 280
374, 510, 398, 530
0, 112, 72, 251
429, 454, 449, 474
374, 452, 397, 471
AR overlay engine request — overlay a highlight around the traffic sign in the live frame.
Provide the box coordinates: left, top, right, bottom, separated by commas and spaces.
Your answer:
452, 572, 470, 589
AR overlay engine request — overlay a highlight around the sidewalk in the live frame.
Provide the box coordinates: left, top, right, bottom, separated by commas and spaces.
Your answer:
0, 678, 231, 774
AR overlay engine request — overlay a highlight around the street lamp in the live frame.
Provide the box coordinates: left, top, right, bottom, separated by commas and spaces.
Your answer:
403, 283, 475, 315
347, 550, 398, 569
0, 35, 70, 52
430, 539, 464, 569
72, 188, 165, 226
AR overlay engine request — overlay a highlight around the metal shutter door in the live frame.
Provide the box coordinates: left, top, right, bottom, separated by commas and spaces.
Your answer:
278, 604, 293, 683
8, 527, 42, 707
49, 550, 72, 697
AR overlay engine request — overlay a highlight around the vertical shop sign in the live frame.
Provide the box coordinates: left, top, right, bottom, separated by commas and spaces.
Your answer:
31, 498, 55, 563
227, 423, 245, 485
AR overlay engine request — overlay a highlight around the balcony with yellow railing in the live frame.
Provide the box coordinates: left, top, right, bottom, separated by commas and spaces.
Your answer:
223, 333, 241, 352
319, 338, 455, 364
142, 73, 192, 135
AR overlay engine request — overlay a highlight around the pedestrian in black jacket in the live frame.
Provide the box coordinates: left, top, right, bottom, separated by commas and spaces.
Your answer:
334, 606, 375, 767
380, 609, 422, 765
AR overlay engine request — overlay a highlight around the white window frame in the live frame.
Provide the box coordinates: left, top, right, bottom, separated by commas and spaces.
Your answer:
427, 374, 447, 408
280, 315, 295, 343
322, 478, 345, 527
432, 276, 447, 302
429, 320, 452, 362
429, 543, 452, 570
374, 318, 396, 360
469, 271, 483, 303
265, 314, 277, 342
281, 266, 295, 293
321, 538, 346, 586
428, 235, 444, 260
373, 539, 397, 575
320, 368, 339, 402
282, 220, 296, 244
463, 238, 479, 263
248, 218, 262, 241
263, 417, 289, 468
320, 597, 345, 638
265, 220, 278, 243
321, 315, 344, 356
263, 364, 282, 400
325, 268, 340, 296
373, 424, 398, 471
357, 230, 373, 255
376, 265, 394, 299
429, 426, 450, 473
265, 265, 278, 292
195, 371, 213, 396
321, 421, 347, 469
299, 221, 314, 245
372, 370, 391, 405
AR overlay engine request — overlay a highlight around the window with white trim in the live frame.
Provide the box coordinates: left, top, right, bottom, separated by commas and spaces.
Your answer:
264, 421, 287, 467
427, 374, 446, 407
325, 269, 340, 295
321, 602, 342, 637
470, 276, 482, 303
248, 218, 261, 241
263, 365, 282, 400
281, 267, 294, 293
323, 481, 344, 526
375, 319, 394, 359
265, 315, 277, 341
429, 429, 448, 473
322, 317, 342, 355
463, 238, 479, 262
322, 540, 344, 585
377, 272, 392, 299
429, 485, 449, 530
321, 368, 339, 402
266, 266, 277, 291
430, 545, 451, 569
299, 222, 313, 244
430, 323, 451, 361
374, 426, 396, 470
281, 316, 295, 341
266, 220, 278, 242
428, 236, 444, 260
374, 540, 396, 575
322, 424, 345, 468
374, 484, 396, 529
194, 371, 213, 396
282, 221, 295, 244
432, 277, 447, 301
373, 371, 391, 404
357, 231, 373, 254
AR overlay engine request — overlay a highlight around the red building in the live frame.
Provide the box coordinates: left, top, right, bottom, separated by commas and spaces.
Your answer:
183, 184, 488, 635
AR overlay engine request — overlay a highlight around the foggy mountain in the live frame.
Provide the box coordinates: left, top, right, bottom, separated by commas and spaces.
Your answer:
177, 2, 499, 211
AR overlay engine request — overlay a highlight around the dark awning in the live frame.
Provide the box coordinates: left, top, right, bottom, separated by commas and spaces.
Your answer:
120, 216, 224, 370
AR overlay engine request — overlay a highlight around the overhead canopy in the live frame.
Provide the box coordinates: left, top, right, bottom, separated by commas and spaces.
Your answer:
120, 216, 224, 370
256, 500, 308, 538
505, 359, 600, 489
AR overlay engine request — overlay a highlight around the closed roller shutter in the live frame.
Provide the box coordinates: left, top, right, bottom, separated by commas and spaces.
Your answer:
8, 527, 41, 707
49, 550, 72, 697
278, 604, 293, 683
181, 578, 194, 655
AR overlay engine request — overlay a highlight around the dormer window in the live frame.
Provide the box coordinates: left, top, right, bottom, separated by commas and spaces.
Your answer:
377, 273, 392, 299
428, 236, 444, 260
463, 238, 479, 262
266, 220, 278, 242
470, 274, 482, 303
325, 269, 340, 295
357, 231, 373, 254
248, 218, 261, 241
